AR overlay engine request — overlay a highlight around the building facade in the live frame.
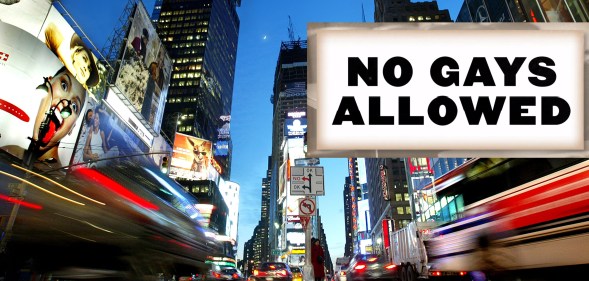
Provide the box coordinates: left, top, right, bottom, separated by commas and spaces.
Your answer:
259, 156, 272, 262
343, 176, 353, 257
269, 40, 307, 260
152, 0, 241, 179
455, 0, 589, 22
364, 158, 411, 257
374, 0, 451, 22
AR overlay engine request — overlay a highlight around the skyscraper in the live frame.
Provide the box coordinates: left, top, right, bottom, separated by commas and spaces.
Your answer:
269, 40, 307, 259
152, 0, 241, 179
374, 0, 451, 22
364, 158, 411, 257
260, 156, 272, 262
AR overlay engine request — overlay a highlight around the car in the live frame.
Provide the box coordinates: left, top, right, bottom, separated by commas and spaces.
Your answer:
178, 263, 224, 281
346, 254, 399, 281
334, 264, 349, 281
290, 266, 302, 281
220, 267, 244, 281
249, 262, 293, 281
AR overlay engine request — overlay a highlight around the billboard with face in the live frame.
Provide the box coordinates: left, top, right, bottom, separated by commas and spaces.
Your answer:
38, 6, 109, 101
70, 90, 153, 170
170, 133, 212, 180
114, 2, 171, 133
0, 22, 89, 169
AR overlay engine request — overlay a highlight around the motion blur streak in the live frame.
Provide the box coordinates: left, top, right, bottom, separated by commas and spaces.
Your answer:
0, 170, 85, 206
11, 164, 106, 206
143, 167, 185, 200
76, 168, 160, 210
0, 193, 43, 210
56, 229, 97, 243
54, 213, 114, 233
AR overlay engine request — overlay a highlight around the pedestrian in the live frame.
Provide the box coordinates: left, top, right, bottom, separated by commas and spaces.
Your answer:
311, 237, 326, 281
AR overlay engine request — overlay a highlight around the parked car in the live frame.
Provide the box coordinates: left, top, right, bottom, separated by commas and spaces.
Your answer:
290, 266, 302, 281
220, 267, 244, 281
334, 264, 348, 281
346, 254, 399, 281
249, 262, 293, 281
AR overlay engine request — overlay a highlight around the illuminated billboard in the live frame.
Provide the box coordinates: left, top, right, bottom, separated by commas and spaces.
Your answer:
0, 0, 52, 37
214, 141, 229, 157
0, 22, 89, 169
195, 203, 214, 228
70, 93, 152, 170
170, 133, 212, 180
38, 6, 109, 100
114, 2, 172, 133
284, 118, 307, 138
217, 115, 231, 140
285, 194, 304, 221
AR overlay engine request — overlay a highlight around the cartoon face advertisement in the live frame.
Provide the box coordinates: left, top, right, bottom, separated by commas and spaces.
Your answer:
0, 22, 89, 169
170, 133, 212, 180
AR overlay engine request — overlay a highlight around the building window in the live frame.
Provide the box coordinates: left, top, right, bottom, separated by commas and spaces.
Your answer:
404, 193, 410, 201
406, 206, 411, 214
395, 194, 403, 201
397, 207, 405, 214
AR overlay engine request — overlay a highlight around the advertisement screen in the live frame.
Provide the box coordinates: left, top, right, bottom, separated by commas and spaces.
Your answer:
0, 0, 51, 37
217, 115, 231, 140
38, 6, 109, 101
0, 22, 88, 169
284, 117, 307, 138
114, 2, 171, 133
70, 95, 152, 170
214, 140, 229, 156
170, 133, 212, 180
285, 194, 304, 220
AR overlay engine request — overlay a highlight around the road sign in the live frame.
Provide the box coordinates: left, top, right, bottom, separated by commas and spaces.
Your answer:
300, 216, 311, 230
272, 249, 282, 255
298, 197, 316, 216
290, 166, 324, 195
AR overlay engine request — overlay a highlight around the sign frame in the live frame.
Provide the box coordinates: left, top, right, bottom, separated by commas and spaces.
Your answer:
290, 166, 325, 196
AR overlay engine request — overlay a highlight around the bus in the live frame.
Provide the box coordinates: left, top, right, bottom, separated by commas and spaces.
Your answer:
390, 158, 589, 280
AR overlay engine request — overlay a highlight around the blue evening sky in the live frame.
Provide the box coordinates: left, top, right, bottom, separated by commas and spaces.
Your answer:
60, 0, 462, 264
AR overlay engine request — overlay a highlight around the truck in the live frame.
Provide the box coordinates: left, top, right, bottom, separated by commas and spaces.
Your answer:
387, 158, 589, 281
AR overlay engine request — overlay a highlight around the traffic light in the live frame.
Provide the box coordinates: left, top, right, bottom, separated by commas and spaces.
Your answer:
161, 156, 169, 174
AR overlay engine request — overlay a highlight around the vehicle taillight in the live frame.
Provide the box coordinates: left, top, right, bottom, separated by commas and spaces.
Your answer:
459, 271, 467, 276
340, 271, 346, 276
385, 264, 396, 270
278, 270, 288, 276
233, 273, 239, 279
213, 272, 221, 278
431, 271, 442, 276
253, 270, 258, 276
354, 264, 366, 270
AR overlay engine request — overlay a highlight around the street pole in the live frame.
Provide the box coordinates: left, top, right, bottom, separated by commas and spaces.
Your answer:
0, 183, 26, 253
303, 216, 313, 281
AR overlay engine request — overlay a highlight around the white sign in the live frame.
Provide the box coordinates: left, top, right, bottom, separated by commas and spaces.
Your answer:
310, 24, 585, 154
290, 166, 324, 195
298, 197, 316, 216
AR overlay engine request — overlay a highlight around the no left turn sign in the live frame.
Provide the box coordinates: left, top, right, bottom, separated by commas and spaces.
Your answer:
299, 197, 316, 216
